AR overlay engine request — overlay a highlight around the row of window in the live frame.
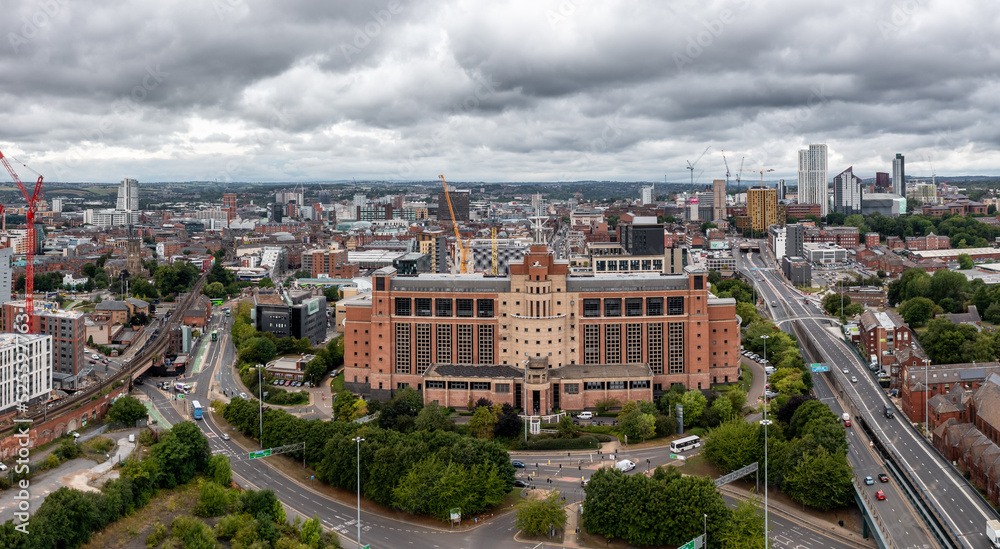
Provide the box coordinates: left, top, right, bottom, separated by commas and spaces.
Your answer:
582, 297, 683, 317
395, 298, 494, 318
421, 380, 650, 391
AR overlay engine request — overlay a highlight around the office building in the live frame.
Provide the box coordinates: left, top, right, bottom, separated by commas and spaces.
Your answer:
438, 189, 471, 224
781, 255, 811, 287
833, 166, 863, 216
51, 198, 63, 213
797, 144, 829, 217
470, 239, 529, 275
310, 246, 358, 279
786, 223, 806, 258
0, 333, 53, 415
641, 185, 655, 206
776, 179, 786, 201
269, 203, 283, 223
892, 153, 906, 201
768, 226, 787, 260
802, 243, 848, 264
2, 301, 85, 379
416, 231, 449, 274
116, 178, 139, 212
712, 180, 726, 220
343, 245, 741, 408
254, 292, 328, 346
747, 187, 777, 234
875, 172, 891, 193
619, 217, 665, 256
912, 183, 938, 205
318, 190, 332, 205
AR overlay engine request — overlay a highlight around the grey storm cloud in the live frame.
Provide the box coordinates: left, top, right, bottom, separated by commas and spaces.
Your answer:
0, 0, 998, 183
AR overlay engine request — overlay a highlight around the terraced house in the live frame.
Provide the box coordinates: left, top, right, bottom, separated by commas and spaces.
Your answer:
343, 244, 741, 413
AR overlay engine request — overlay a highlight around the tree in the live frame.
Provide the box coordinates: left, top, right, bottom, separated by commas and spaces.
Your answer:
194, 480, 230, 517
957, 253, 974, 270
494, 403, 521, 438
516, 490, 568, 536
204, 281, 226, 299
106, 396, 148, 425
703, 419, 760, 473
617, 405, 655, 442
239, 337, 278, 365
782, 446, 854, 510
711, 395, 734, 421
899, 297, 934, 327
415, 402, 454, 432
206, 454, 232, 487
715, 496, 767, 549
556, 414, 576, 438
680, 390, 707, 425
707, 269, 722, 286
469, 405, 498, 439
259, 278, 276, 288
735, 301, 758, 326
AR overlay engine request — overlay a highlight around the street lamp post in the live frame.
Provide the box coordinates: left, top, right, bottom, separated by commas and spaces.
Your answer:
258, 365, 264, 449
703, 513, 707, 547
925, 357, 931, 438
353, 436, 365, 549
761, 400, 772, 548
760, 335, 769, 367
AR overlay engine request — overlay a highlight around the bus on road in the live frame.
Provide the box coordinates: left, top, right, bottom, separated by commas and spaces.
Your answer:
192, 400, 203, 420
669, 435, 701, 453
211, 330, 218, 341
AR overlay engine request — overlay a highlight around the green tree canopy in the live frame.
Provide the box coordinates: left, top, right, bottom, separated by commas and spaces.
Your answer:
516, 490, 568, 536
105, 395, 148, 426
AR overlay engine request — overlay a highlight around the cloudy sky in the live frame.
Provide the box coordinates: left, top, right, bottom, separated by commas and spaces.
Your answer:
1, 0, 998, 184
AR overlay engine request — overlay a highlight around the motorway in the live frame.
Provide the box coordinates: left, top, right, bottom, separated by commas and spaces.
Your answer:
740, 244, 1000, 549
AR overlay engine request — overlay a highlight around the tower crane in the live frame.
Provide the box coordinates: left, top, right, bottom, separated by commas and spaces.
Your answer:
439, 175, 468, 274
686, 146, 711, 190
740, 168, 774, 188
0, 148, 43, 334
735, 156, 745, 200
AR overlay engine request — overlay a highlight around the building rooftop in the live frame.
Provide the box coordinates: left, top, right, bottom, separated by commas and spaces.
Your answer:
424, 364, 525, 379
0, 333, 49, 347
912, 248, 1000, 258
552, 363, 654, 380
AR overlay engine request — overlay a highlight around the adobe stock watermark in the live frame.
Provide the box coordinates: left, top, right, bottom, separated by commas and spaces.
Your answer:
7, 0, 70, 53
396, 72, 499, 178
341, 1, 404, 63
213, 0, 245, 22
11, 324, 37, 535
878, 0, 929, 39
673, 0, 753, 71
47, 64, 168, 183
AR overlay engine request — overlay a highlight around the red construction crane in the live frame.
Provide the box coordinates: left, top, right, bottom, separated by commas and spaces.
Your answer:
0, 148, 44, 334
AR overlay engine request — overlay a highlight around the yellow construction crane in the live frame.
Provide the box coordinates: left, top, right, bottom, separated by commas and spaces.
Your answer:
439, 175, 468, 273
740, 168, 774, 188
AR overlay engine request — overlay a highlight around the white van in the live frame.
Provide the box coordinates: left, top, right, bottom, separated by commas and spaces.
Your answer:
615, 459, 636, 472
577, 411, 593, 420
128, 434, 135, 443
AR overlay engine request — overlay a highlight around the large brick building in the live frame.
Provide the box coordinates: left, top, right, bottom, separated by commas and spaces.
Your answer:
343, 244, 741, 411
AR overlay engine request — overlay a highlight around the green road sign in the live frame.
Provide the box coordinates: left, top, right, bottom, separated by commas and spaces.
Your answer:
249, 449, 271, 460
811, 363, 829, 372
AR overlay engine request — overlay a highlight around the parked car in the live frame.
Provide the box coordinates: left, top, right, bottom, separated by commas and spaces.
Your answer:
511, 460, 526, 468
577, 411, 593, 420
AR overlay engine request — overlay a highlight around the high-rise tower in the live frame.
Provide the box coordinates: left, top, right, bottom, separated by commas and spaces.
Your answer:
797, 144, 828, 217
892, 153, 906, 198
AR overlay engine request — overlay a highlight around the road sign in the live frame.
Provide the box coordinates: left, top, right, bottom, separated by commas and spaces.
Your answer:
249, 449, 271, 460
811, 363, 829, 372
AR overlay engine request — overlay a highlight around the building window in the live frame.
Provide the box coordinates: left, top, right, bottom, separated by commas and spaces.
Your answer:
478, 324, 494, 365
563, 383, 579, 394
630, 380, 650, 389
415, 298, 432, 317
437, 324, 452, 363
495, 383, 510, 393
605, 324, 621, 363
626, 323, 642, 363
647, 323, 663, 374
583, 299, 601, 317
436, 298, 452, 317
457, 299, 474, 317
584, 325, 601, 364
625, 298, 643, 317
477, 299, 495, 318
608, 380, 626, 390
395, 298, 411, 316
646, 297, 664, 316
395, 323, 411, 374
416, 323, 431, 374
667, 296, 684, 315
584, 381, 604, 391
471, 381, 491, 391
448, 381, 468, 390
457, 325, 474, 364
605, 298, 622, 317
668, 322, 684, 374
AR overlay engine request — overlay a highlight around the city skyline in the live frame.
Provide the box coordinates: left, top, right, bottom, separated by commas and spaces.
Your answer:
1, 1, 999, 184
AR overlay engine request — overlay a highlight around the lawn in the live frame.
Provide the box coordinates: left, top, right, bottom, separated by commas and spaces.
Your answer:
331, 370, 345, 392
739, 365, 753, 393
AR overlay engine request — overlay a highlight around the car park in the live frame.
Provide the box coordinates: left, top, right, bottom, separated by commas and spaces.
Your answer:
512, 460, 526, 468
876, 490, 886, 500
878, 473, 889, 483
864, 476, 874, 485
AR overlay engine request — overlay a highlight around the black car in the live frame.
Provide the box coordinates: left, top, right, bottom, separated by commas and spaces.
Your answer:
878, 473, 889, 483
513, 479, 529, 488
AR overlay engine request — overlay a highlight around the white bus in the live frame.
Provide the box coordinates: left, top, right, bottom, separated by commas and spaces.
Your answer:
670, 435, 702, 453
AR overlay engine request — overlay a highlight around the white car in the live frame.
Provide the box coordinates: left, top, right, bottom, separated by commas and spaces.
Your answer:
851, 376, 858, 383
221, 433, 230, 440
0, 463, 7, 471
239, 392, 247, 399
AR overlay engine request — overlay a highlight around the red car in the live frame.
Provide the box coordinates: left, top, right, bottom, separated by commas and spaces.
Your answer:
876, 490, 886, 500
844, 419, 852, 427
